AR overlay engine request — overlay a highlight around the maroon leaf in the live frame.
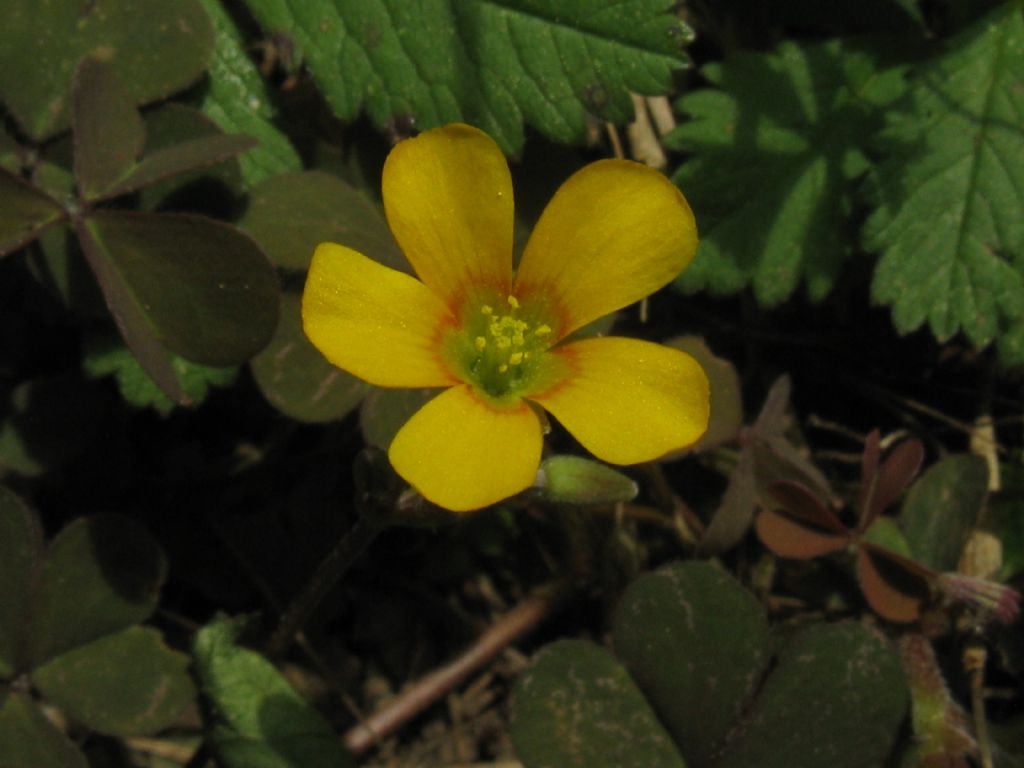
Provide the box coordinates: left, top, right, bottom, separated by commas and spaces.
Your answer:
98, 133, 258, 202
74, 216, 182, 401
80, 210, 279, 367
72, 58, 144, 201
0, 169, 66, 256
856, 546, 934, 623
858, 430, 925, 531
766, 480, 847, 534
754, 509, 849, 559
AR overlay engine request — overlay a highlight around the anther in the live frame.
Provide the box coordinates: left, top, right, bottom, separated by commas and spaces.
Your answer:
535, 324, 551, 337
474, 336, 487, 351
481, 305, 493, 315
509, 352, 524, 366
507, 295, 520, 309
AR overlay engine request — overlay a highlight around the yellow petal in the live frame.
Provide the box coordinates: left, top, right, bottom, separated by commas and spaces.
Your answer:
302, 242, 456, 387
389, 385, 542, 512
530, 337, 709, 464
382, 124, 514, 306
515, 160, 697, 337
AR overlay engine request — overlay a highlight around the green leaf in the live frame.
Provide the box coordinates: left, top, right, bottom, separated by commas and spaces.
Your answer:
864, 4, 1024, 352
32, 627, 195, 738
899, 454, 989, 572
0, 169, 65, 257
239, 170, 406, 272
193, 616, 355, 768
0, 486, 43, 676
240, 0, 691, 154
197, 0, 302, 186
76, 210, 280, 373
0, 692, 88, 768
28, 514, 167, 668
668, 39, 905, 304
0, 0, 214, 142
71, 58, 144, 200
510, 639, 687, 768
612, 561, 771, 767
250, 292, 368, 422
84, 332, 238, 413
718, 623, 908, 768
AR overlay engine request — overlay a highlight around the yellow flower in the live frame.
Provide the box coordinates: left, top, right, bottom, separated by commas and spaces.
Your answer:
302, 124, 709, 512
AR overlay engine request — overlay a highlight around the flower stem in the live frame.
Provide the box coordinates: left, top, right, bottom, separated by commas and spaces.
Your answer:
265, 510, 386, 659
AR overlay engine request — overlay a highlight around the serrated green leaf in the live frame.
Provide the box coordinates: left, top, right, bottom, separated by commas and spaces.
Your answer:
251, 292, 368, 422
28, 514, 167, 668
0, 168, 65, 257
32, 627, 195, 738
0, 486, 43, 676
669, 39, 905, 304
510, 639, 687, 768
0, 0, 214, 142
718, 623, 907, 768
193, 616, 355, 768
241, 0, 691, 154
0, 692, 88, 768
84, 332, 238, 413
899, 454, 988, 572
612, 561, 771, 767
76, 211, 279, 386
865, 4, 1024, 352
239, 170, 405, 272
197, 0, 302, 186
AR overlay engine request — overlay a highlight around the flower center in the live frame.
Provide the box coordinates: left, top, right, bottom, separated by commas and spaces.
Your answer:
448, 293, 554, 400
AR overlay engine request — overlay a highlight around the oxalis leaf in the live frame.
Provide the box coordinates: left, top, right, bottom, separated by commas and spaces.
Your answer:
668, 39, 905, 305
240, 0, 692, 154
864, 3, 1024, 357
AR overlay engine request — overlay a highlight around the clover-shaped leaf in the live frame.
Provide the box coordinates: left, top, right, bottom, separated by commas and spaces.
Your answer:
0, 0, 214, 142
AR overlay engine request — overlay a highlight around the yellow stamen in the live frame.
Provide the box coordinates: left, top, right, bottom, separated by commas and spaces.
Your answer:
507, 295, 520, 309
535, 324, 551, 337
498, 363, 509, 373
509, 352, 524, 366
481, 305, 493, 315
474, 336, 487, 351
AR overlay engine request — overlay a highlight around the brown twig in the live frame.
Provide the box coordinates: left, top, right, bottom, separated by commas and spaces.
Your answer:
343, 579, 574, 756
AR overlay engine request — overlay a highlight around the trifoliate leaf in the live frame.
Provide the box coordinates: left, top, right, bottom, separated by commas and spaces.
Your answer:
0, 0, 214, 142
240, 0, 692, 154
31, 627, 196, 738
864, 4, 1024, 352
0, 692, 88, 768
668, 40, 905, 304
197, 0, 302, 186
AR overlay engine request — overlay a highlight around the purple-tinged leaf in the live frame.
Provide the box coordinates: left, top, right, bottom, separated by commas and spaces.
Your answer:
856, 546, 933, 623
767, 480, 847, 533
79, 210, 279, 367
700, 447, 757, 555
75, 216, 183, 401
0, 169, 65, 256
72, 58, 143, 200
858, 432, 925, 530
755, 508, 849, 559
98, 133, 258, 202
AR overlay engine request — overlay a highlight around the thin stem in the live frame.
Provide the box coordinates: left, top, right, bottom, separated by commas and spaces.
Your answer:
265, 511, 386, 659
342, 578, 573, 756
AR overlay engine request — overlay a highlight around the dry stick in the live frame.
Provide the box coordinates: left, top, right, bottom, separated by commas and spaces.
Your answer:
266, 511, 386, 659
965, 642, 994, 768
343, 579, 573, 756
